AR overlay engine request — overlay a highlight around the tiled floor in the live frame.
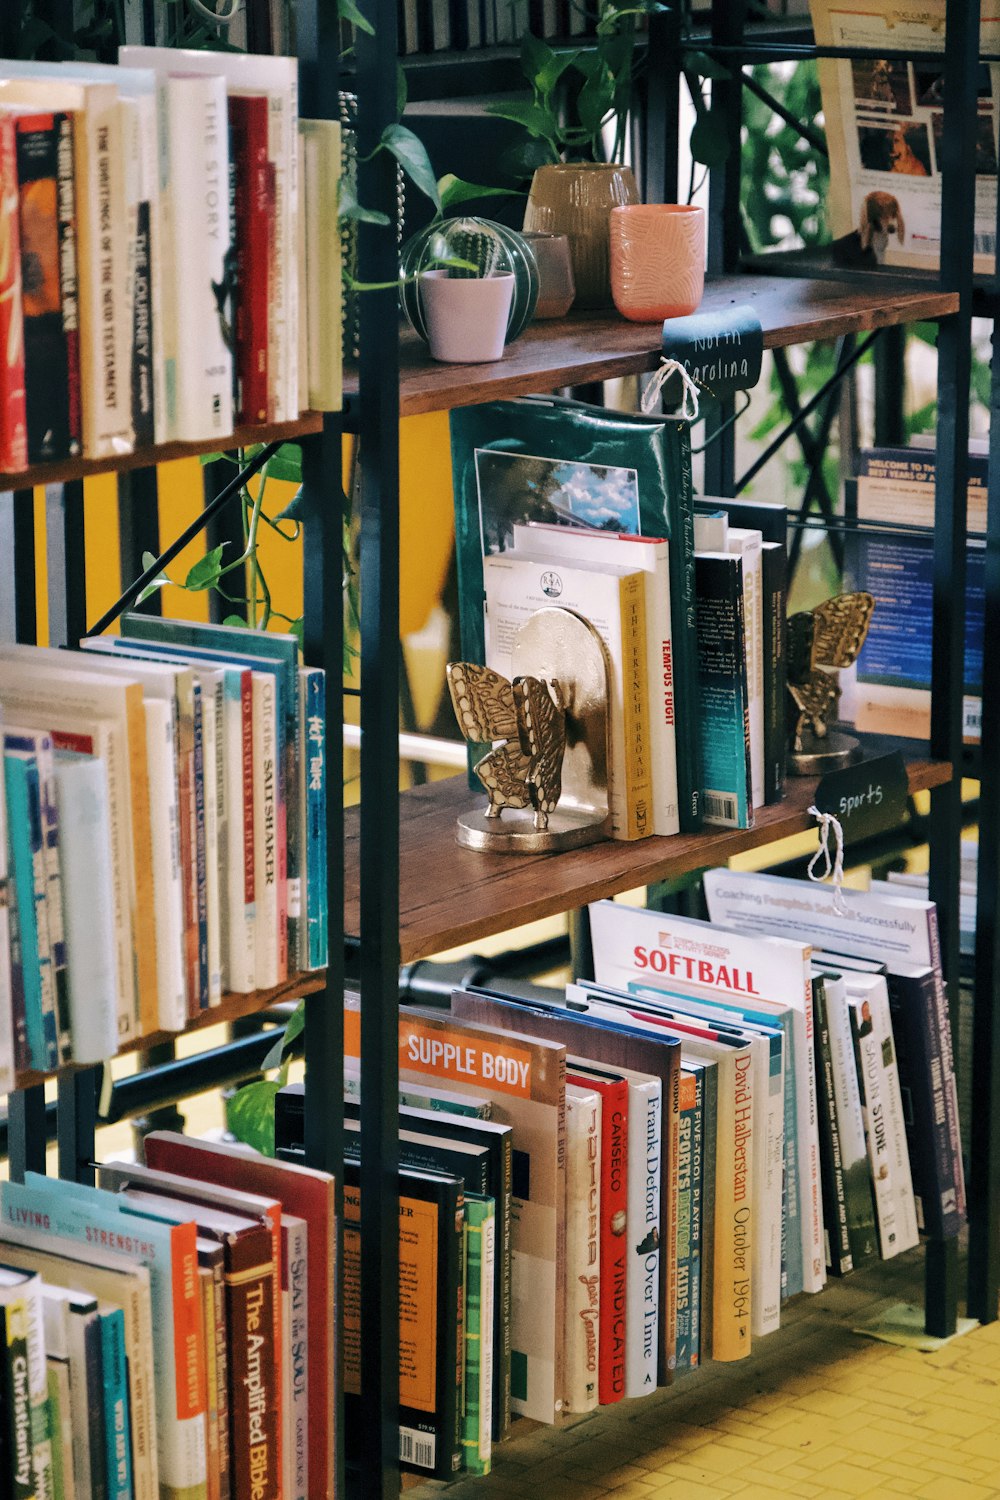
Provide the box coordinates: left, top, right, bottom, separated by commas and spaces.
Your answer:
409, 1249, 1000, 1500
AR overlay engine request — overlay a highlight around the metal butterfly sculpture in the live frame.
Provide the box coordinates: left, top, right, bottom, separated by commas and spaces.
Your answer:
787, 590, 876, 753
447, 662, 566, 831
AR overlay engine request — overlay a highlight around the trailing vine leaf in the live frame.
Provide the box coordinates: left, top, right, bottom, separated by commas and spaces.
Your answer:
381, 124, 441, 211
262, 443, 303, 485
485, 99, 560, 146
223, 612, 248, 629
184, 543, 227, 592
438, 175, 517, 212
275, 487, 305, 523
338, 0, 375, 34
339, 178, 390, 226
690, 110, 730, 168
227, 1076, 283, 1157
136, 549, 172, 604
199, 452, 227, 467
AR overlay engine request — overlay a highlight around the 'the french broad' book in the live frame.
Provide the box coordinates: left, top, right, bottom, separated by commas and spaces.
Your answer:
450, 396, 700, 829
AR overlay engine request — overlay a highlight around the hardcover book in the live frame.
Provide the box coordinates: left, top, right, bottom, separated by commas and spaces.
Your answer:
461, 1193, 495, 1476
563, 1083, 601, 1413
449, 395, 700, 829
693, 545, 752, 830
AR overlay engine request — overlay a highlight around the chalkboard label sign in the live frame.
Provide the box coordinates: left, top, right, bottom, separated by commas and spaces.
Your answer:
813, 751, 909, 848
659, 302, 764, 402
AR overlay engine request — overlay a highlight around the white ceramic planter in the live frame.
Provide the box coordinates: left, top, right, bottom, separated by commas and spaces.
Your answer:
418, 270, 516, 364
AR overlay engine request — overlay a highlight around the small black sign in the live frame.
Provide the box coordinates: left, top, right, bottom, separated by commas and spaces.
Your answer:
813, 751, 909, 848
659, 302, 764, 402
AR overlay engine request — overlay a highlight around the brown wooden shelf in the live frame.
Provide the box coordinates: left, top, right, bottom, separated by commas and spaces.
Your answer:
0, 413, 325, 492
15, 969, 326, 1090
345, 744, 952, 965
343, 270, 959, 419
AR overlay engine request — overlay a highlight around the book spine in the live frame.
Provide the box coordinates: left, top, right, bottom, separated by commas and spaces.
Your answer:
813, 980, 853, 1276
674, 1076, 694, 1374
618, 572, 653, 841
226, 1260, 280, 1500
461, 1200, 493, 1476
849, 1000, 899, 1259
55, 113, 82, 457
222, 678, 253, 993
241, 670, 256, 981
302, 669, 327, 970
4, 1298, 35, 1500
253, 674, 280, 989
265, 92, 289, 422
598, 1078, 628, 1401
0, 112, 28, 473
626, 1086, 656, 1398
143, 703, 187, 1031
924, 906, 967, 1218
710, 1048, 753, 1362
796, 993, 826, 1295
872, 984, 919, 1252
643, 547, 679, 835
563, 1092, 600, 1413
25, 758, 58, 1073
7, 886, 29, 1077
885, 970, 960, 1239
202, 679, 222, 1006
230, 96, 271, 425
100, 1307, 133, 1500
497, 1130, 512, 1440
284, 1219, 308, 1500
827, 988, 878, 1266
26, 737, 70, 1064
699, 1065, 717, 1363
696, 553, 752, 830
5, 755, 55, 1071
21, 1277, 55, 1500
15, 114, 73, 464
208, 1257, 230, 1500
669, 422, 700, 829
131, 160, 155, 448
761, 542, 787, 804
82, 1310, 108, 1500
478, 1208, 495, 1471
200, 1272, 220, 1500
687, 1070, 704, 1368
192, 683, 209, 1010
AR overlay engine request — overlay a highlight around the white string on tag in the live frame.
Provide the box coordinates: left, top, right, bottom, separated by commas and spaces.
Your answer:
641, 358, 702, 422
807, 804, 849, 914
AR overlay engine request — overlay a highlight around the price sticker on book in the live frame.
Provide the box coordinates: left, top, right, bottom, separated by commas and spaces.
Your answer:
658, 303, 764, 402
813, 751, 909, 848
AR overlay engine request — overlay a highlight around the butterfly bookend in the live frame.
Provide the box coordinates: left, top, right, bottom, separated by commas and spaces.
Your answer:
447, 607, 611, 853
787, 590, 876, 774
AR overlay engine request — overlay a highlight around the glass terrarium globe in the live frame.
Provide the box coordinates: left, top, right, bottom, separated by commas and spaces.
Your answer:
399, 216, 539, 346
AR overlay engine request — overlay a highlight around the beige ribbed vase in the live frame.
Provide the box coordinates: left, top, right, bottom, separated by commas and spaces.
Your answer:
523, 163, 639, 310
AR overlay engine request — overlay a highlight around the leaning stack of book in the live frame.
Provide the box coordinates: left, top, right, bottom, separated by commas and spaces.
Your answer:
0, 617, 327, 1088
450, 399, 789, 841
323, 871, 963, 1448
0, 1134, 337, 1500
0, 49, 341, 473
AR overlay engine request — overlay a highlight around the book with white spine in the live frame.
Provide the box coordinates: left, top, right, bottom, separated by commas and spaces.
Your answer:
512, 522, 678, 835
252, 671, 280, 989
190, 668, 223, 1006
848, 995, 899, 1259
53, 752, 121, 1062
618, 1064, 661, 1396
818, 964, 878, 1266
563, 1083, 601, 1413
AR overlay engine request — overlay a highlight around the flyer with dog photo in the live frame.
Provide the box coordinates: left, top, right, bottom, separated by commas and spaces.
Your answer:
810, 0, 1000, 273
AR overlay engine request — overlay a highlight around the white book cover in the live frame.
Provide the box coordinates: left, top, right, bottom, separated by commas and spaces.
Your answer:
78, 644, 189, 1028
511, 522, 678, 835
53, 753, 121, 1062
845, 973, 919, 1252
591, 896, 825, 1296
252, 671, 279, 989
705, 867, 965, 1218
43, 1285, 99, 1500
483, 551, 652, 841
820, 970, 877, 1264
191, 669, 222, 1006
563, 1082, 601, 1413
0, 77, 132, 458
122, 45, 298, 421
725, 527, 763, 808
848, 995, 899, 1259
156, 73, 233, 442
617, 1066, 660, 1396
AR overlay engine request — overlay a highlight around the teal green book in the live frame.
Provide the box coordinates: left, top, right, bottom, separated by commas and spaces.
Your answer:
99, 1304, 134, 1500
449, 396, 700, 829
461, 1194, 494, 1476
4, 752, 53, 1071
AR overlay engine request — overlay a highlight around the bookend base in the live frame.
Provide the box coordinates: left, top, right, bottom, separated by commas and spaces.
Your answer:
456, 805, 607, 853
789, 729, 863, 776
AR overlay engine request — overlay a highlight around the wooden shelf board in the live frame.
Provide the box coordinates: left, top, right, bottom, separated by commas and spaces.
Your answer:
343, 271, 959, 419
15, 969, 326, 1090
0, 413, 325, 492
345, 744, 951, 965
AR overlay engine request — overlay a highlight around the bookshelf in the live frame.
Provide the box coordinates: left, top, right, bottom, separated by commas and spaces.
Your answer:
346, 747, 951, 965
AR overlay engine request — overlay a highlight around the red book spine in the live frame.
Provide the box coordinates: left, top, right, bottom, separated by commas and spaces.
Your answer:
229, 95, 271, 426
568, 1072, 628, 1404
0, 112, 28, 474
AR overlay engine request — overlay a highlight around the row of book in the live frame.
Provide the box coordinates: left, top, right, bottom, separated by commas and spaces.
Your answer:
0, 49, 341, 472
451, 399, 788, 839
0, 616, 326, 1088
313, 870, 963, 1473
0, 1131, 337, 1500
397, 0, 593, 53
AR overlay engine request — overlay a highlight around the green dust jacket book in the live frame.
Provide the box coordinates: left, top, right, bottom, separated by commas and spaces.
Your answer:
449, 396, 701, 830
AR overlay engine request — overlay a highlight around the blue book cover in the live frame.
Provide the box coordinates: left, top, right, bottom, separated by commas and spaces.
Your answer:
99, 1304, 134, 1500
119, 616, 301, 969
694, 552, 752, 831
4, 753, 55, 1071
301, 668, 327, 971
